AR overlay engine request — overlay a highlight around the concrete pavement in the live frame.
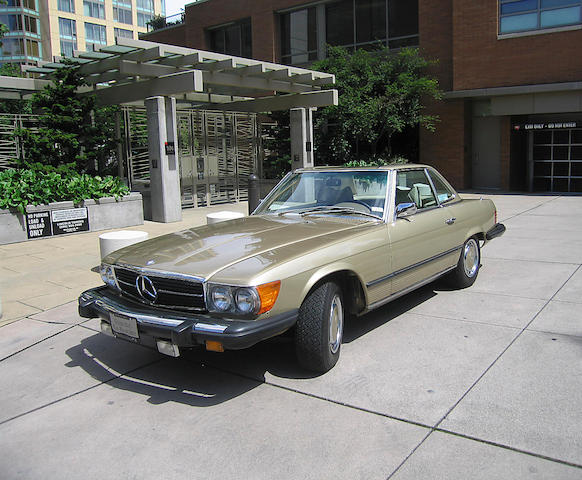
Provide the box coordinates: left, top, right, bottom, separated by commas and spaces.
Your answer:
0, 194, 581, 479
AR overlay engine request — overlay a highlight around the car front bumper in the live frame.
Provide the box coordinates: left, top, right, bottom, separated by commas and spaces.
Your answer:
78, 286, 298, 353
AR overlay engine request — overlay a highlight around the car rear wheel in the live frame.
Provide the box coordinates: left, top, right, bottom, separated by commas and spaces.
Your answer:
448, 237, 481, 288
295, 282, 344, 373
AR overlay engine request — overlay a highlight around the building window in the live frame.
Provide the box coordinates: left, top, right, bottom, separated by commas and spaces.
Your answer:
85, 22, 106, 51
113, 7, 133, 24
136, 0, 153, 12
280, 7, 317, 64
84, 0, 105, 19
208, 18, 252, 58
280, 0, 418, 65
57, 0, 74, 13
500, 0, 582, 34
114, 27, 133, 39
5, 0, 36, 8
0, 37, 40, 59
137, 12, 152, 27
326, 0, 418, 50
1, 14, 39, 34
59, 17, 77, 56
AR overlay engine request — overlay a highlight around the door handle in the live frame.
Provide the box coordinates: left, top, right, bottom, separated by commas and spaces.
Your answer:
445, 217, 456, 225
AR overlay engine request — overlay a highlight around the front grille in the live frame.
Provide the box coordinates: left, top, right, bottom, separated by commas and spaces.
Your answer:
114, 267, 206, 312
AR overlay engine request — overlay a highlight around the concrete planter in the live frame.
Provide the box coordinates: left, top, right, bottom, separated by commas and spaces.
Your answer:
0, 192, 144, 245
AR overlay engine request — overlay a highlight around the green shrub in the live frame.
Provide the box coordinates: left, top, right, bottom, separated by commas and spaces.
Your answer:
0, 163, 130, 214
343, 156, 409, 168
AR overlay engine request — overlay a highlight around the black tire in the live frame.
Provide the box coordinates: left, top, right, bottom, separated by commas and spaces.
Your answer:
295, 282, 344, 373
448, 237, 481, 289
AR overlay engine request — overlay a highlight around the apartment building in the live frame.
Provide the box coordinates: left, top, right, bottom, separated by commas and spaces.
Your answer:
141, 0, 582, 193
0, 0, 166, 65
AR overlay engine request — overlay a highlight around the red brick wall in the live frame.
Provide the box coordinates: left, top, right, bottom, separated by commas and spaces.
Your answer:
452, 0, 582, 89
420, 99, 468, 189
144, 0, 315, 62
419, 0, 453, 91
142, 24, 187, 47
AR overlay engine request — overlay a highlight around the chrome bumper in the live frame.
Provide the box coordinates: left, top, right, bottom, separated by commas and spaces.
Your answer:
79, 286, 298, 351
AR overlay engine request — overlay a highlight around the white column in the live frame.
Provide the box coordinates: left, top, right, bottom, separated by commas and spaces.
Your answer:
145, 96, 182, 223
290, 107, 314, 170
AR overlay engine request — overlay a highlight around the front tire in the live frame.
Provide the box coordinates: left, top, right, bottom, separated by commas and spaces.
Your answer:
448, 237, 481, 288
295, 282, 344, 373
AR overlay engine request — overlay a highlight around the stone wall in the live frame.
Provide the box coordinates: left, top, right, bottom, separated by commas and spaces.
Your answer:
0, 193, 144, 245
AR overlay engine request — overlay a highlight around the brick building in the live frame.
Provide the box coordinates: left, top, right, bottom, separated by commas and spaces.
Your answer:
143, 0, 582, 192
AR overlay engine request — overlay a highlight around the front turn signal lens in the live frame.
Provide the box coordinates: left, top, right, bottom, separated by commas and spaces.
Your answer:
256, 280, 281, 314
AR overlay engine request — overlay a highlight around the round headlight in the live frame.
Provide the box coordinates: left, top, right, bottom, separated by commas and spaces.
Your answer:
210, 285, 233, 312
100, 264, 116, 287
235, 288, 259, 315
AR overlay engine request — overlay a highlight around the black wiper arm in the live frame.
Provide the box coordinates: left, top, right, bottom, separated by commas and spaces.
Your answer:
301, 206, 382, 221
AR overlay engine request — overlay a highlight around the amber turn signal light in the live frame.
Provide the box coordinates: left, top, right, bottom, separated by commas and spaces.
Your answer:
256, 280, 281, 314
205, 340, 224, 352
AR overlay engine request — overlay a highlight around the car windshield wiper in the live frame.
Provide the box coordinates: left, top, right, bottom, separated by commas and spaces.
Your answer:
278, 205, 382, 221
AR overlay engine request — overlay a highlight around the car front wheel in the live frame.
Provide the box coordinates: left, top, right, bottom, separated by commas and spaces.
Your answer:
448, 237, 481, 288
295, 282, 344, 373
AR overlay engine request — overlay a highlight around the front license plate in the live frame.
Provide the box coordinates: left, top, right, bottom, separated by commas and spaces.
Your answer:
110, 313, 139, 339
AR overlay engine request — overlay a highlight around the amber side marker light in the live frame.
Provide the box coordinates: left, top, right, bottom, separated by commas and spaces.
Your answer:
256, 280, 281, 314
205, 340, 224, 352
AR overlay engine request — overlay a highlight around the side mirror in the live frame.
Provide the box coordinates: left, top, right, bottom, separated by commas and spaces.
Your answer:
396, 202, 418, 218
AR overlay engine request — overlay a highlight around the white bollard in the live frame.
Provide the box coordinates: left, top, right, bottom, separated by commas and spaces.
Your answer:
99, 230, 149, 260
206, 211, 245, 225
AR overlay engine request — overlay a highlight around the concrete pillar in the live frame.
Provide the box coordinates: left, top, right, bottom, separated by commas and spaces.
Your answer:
290, 107, 314, 170
145, 96, 182, 223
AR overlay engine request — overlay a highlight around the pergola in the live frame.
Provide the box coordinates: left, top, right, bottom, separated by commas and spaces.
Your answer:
0, 38, 338, 222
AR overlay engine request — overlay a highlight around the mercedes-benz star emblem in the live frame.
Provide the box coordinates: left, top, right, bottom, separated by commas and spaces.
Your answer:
136, 275, 158, 303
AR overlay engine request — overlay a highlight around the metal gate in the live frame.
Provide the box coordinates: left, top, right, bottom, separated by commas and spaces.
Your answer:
177, 110, 258, 208
123, 107, 259, 208
0, 114, 39, 170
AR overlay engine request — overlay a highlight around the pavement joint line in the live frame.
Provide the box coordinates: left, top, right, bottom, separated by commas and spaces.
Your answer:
432, 263, 582, 430
0, 357, 165, 428
407, 311, 523, 331
199, 356, 582, 476
483, 256, 582, 266
0, 324, 77, 363
386, 262, 582, 477
46, 280, 74, 289
499, 195, 562, 223
432, 427, 582, 470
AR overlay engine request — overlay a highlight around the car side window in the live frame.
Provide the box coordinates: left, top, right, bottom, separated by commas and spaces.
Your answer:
396, 170, 438, 210
428, 170, 456, 204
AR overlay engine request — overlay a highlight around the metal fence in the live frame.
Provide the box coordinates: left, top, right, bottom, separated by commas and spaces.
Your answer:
0, 114, 39, 170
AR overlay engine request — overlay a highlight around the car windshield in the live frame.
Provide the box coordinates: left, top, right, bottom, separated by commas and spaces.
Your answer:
254, 170, 389, 219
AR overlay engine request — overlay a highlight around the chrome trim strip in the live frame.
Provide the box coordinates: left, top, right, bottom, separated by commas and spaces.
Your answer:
94, 299, 184, 327
194, 323, 228, 333
115, 263, 206, 284
367, 266, 457, 311
366, 245, 462, 288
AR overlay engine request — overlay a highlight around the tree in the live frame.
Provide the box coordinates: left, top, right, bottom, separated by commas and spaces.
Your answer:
0, 63, 32, 114
312, 46, 442, 165
16, 61, 119, 174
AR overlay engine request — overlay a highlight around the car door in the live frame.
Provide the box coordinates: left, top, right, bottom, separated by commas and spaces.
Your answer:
386, 169, 457, 297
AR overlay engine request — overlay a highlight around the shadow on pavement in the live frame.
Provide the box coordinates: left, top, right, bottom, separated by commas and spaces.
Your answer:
64, 281, 442, 403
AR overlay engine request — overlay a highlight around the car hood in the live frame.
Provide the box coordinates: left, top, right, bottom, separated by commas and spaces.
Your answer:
105, 214, 379, 281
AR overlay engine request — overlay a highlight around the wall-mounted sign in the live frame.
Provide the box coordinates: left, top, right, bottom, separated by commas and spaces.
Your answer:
26, 207, 89, 239
165, 142, 176, 155
26, 211, 52, 239
51, 207, 89, 235
513, 121, 578, 131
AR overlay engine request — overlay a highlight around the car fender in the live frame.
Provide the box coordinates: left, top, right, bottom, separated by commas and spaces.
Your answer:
300, 262, 369, 308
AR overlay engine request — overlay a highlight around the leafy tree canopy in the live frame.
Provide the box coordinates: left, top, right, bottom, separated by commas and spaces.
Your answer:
312, 45, 442, 165
16, 60, 119, 174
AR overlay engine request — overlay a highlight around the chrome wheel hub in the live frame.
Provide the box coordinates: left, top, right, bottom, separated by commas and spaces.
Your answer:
329, 294, 343, 354
463, 239, 479, 278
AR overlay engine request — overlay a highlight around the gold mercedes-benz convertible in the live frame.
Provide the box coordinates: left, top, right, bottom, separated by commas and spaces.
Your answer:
79, 164, 505, 372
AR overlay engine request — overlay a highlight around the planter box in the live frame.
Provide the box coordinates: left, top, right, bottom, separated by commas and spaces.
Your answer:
0, 192, 144, 245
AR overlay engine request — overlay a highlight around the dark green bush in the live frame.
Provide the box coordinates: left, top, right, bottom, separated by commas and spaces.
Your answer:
0, 163, 130, 214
